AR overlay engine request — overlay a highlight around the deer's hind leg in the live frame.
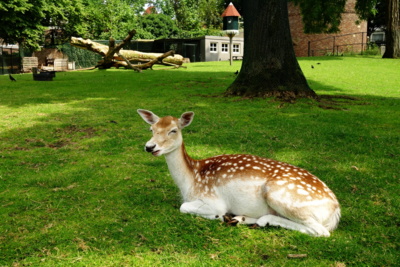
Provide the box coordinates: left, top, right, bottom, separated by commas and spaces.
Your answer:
232, 214, 329, 236
180, 199, 227, 221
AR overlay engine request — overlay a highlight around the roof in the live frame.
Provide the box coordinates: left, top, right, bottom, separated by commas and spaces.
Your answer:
143, 6, 156, 15
221, 2, 241, 17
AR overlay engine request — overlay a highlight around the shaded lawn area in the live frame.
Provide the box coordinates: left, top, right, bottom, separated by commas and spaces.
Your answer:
0, 57, 399, 266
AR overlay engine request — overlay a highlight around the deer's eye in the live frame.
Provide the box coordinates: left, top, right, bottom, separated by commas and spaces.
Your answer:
169, 129, 177, 135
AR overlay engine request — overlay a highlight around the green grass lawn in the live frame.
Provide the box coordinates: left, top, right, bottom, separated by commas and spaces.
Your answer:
0, 57, 399, 266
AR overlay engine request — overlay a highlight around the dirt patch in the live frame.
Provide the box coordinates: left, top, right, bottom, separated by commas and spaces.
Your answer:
55, 125, 97, 139
316, 95, 369, 110
18, 125, 97, 150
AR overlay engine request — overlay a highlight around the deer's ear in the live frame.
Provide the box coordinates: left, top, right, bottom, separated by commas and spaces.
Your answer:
137, 109, 160, 125
179, 112, 194, 129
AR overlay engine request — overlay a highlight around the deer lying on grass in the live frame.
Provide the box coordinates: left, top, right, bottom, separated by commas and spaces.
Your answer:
137, 109, 340, 237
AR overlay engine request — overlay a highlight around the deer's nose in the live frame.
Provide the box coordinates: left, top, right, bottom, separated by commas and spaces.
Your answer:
145, 144, 156, 152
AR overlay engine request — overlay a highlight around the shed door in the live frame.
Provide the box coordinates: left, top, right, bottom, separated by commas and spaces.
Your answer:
183, 44, 197, 63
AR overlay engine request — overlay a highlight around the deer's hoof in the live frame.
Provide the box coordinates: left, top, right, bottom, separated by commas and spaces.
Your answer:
227, 219, 239, 226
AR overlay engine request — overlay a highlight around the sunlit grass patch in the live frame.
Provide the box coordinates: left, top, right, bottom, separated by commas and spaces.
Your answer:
0, 57, 399, 266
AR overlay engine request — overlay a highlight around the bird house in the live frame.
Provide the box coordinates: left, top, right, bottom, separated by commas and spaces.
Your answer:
222, 2, 241, 32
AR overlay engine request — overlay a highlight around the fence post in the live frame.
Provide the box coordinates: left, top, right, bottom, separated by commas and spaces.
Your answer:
0, 47, 3, 75
332, 36, 336, 55
308, 41, 311, 57
10, 48, 13, 74
361, 32, 365, 55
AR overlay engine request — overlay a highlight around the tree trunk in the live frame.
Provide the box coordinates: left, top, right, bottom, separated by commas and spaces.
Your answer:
226, 0, 316, 99
70, 31, 184, 69
383, 0, 400, 58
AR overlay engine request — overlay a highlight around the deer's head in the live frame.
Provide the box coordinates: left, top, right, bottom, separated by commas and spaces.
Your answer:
137, 109, 194, 156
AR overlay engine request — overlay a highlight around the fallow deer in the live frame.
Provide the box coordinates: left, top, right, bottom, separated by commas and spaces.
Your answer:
137, 109, 340, 237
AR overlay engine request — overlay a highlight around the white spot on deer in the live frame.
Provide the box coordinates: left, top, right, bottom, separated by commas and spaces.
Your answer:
297, 189, 309, 195
276, 180, 287, 186
288, 184, 295, 190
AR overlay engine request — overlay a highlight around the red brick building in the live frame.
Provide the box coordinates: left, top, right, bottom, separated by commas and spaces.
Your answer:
288, 0, 367, 57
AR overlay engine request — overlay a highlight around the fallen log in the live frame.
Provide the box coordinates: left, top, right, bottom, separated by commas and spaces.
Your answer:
70, 30, 184, 70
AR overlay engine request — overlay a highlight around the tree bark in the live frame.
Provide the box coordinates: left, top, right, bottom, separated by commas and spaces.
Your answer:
226, 0, 316, 99
383, 0, 400, 58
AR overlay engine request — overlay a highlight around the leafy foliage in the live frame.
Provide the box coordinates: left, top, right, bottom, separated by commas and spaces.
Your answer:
364, 1, 387, 33
355, 0, 379, 20
0, 0, 391, 50
293, 0, 347, 33
59, 43, 102, 68
139, 14, 179, 39
82, 0, 138, 40
0, 0, 47, 49
155, 0, 225, 35
42, 0, 87, 44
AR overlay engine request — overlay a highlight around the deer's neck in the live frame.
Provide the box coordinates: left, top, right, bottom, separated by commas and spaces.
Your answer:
164, 142, 196, 201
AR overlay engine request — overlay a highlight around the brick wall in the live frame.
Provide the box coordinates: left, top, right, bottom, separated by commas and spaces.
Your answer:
288, 0, 367, 57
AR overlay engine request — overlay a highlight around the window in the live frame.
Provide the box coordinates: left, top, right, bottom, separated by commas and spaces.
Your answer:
210, 43, 217, 52
221, 43, 229, 53
233, 44, 240, 53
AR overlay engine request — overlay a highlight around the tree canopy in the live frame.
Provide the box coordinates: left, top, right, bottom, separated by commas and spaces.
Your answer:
0, 0, 47, 48
1, 0, 398, 58
0, 0, 226, 48
139, 13, 179, 39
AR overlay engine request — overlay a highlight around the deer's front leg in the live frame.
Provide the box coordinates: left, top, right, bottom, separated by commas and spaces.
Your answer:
180, 199, 227, 220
